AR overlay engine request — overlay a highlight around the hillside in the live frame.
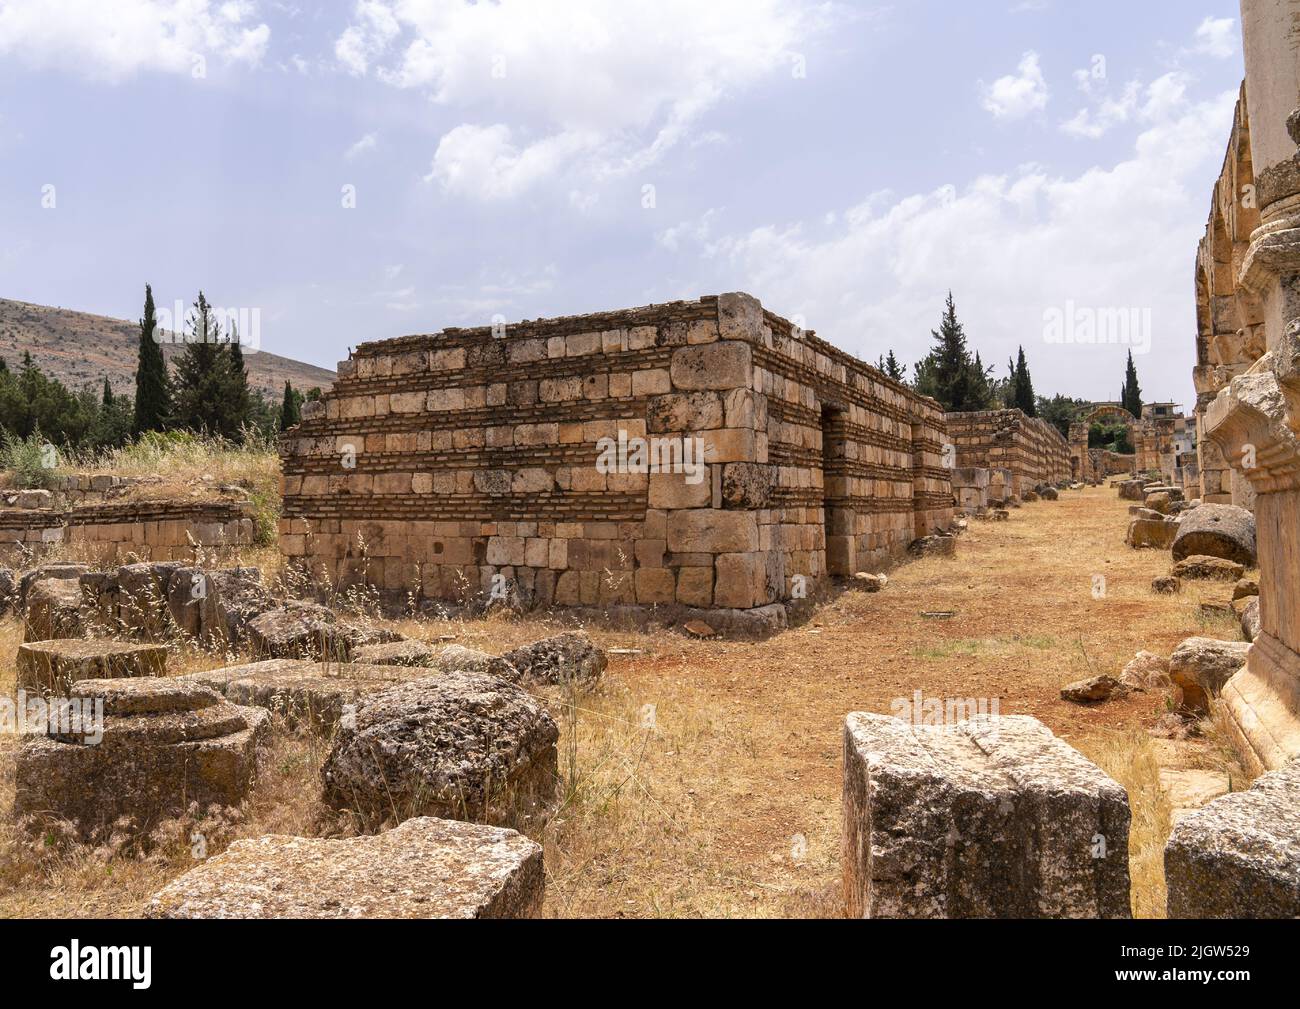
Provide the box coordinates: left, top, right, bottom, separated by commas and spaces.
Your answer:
0, 298, 336, 400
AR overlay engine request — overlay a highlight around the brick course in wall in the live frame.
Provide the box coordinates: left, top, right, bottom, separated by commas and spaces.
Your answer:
944, 409, 1071, 497
0, 501, 255, 561
280, 292, 954, 610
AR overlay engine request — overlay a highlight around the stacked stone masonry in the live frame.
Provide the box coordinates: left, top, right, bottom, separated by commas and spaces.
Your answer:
0, 501, 255, 561
279, 292, 953, 609
944, 409, 1071, 497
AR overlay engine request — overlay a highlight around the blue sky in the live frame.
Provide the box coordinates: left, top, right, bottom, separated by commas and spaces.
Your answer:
0, 0, 1245, 408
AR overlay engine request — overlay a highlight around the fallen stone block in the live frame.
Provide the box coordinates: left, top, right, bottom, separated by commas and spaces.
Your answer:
1172, 503, 1257, 567
501, 631, 607, 686
1126, 516, 1177, 550
23, 577, 84, 641
321, 671, 559, 831
1159, 768, 1232, 824
1151, 575, 1181, 594
1169, 637, 1251, 714
1240, 597, 1261, 642
435, 644, 520, 680
1232, 578, 1259, 601
14, 677, 268, 843
188, 659, 409, 734
842, 712, 1131, 918
248, 602, 344, 659
16, 639, 168, 694
1119, 651, 1171, 692
1165, 759, 1300, 918
147, 817, 544, 919
908, 535, 956, 558
1118, 479, 1146, 501
1061, 674, 1125, 704
1172, 555, 1246, 581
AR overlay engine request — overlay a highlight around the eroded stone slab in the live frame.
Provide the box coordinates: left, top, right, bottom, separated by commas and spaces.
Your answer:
1165, 759, 1300, 918
147, 817, 543, 918
842, 712, 1131, 918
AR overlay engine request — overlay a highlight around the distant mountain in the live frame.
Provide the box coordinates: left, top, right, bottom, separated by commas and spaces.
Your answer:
0, 298, 336, 400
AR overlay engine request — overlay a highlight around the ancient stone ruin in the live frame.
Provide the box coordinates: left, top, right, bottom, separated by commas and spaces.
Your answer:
943, 408, 1071, 496
279, 293, 953, 613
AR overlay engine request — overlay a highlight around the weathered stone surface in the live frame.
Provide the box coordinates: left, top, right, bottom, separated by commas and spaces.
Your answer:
1171, 555, 1246, 581
22, 577, 84, 641
248, 601, 344, 659
908, 535, 956, 558
851, 572, 887, 592
17, 563, 88, 610
1159, 768, 1232, 824
1061, 674, 1125, 704
1151, 575, 1181, 594
1240, 596, 1261, 642
14, 677, 267, 842
320, 671, 559, 830
435, 644, 520, 681
720, 462, 774, 509
1118, 479, 1146, 501
501, 632, 606, 687
189, 659, 407, 734
351, 639, 435, 666
1120, 651, 1171, 692
1232, 578, 1259, 601
665, 509, 758, 553
16, 639, 168, 694
0, 565, 16, 616
147, 816, 544, 919
1169, 637, 1251, 713
1171, 504, 1257, 566
1165, 759, 1300, 918
668, 341, 752, 391
1126, 516, 1177, 550
842, 713, 1130, 918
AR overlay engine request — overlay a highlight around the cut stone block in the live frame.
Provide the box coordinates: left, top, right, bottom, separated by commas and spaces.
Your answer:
188, 659, 409, 734
842, 712, 1131, 918
14, 677, 268, 842
147, 817, 544, 919
501, 631, 607, 686
23, 577, 84, 641
321, 671, 559, 831
16, 639, 168, 694
1165, 759, 1300, 918
1126, 516, 1177, 549
1171, 503, 1257, 567
1169, 637, 1250, 714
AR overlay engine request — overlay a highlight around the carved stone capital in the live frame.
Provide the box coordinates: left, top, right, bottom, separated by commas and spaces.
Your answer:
1204, 348, 1300, 492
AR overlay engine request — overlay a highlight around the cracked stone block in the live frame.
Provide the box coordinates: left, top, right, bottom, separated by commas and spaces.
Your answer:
1165, 759, 1300, 918
14, 677, 268, 843
147, 816, 544, 918
842, 712, 1131, 918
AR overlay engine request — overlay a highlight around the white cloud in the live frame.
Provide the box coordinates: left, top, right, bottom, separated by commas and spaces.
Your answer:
694, 85, 1236, 402
0, 0, 271, 80
1189, 16, 1237, 59
981, 51, 1050, 120
345, 132, 378, 159
339, 0, 837, 198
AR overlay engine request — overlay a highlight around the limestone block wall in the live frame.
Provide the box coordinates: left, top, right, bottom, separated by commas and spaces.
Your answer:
945, 409, 1071, 496
950, 467, 990, 512
0, 501, 255, 562
279, 292, 952, 609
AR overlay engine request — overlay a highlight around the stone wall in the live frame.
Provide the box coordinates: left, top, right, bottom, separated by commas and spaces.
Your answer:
1197, 0, 1300, 775
945, 409, 1071, 496
279, 292, 953, 610
0, 501, 255, 562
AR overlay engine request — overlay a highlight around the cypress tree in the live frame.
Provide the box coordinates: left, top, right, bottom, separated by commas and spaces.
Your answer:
133, 284, 171, 434
1121, 351, 1142, 417
279, 380, 301, 431
102, 376, 113, 406
1013, 346, 1036, 416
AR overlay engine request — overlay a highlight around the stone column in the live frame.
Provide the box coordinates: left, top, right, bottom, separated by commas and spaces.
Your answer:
1202, 0, 1300, 774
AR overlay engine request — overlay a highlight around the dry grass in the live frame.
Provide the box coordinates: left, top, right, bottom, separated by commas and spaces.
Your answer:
0, 486, 1250, 918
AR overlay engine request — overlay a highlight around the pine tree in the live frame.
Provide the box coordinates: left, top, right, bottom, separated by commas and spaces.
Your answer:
171, 292, 233, 437
279, 380, 301, 431
133, 284, 171, 434
876, 350, 905, 382
223, 324, 252, 441
1121, 351, 1142, 417
915, 292, 986, 411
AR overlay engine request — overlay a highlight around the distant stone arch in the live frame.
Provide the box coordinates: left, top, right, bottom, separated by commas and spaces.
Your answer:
1069, 404, 1137, 483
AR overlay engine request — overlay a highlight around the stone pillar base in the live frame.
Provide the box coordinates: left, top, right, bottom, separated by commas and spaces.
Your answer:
1219, 631, 1300, 777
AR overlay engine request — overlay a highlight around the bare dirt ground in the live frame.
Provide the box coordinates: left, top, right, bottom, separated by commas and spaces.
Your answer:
0, 486, 1249, 918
